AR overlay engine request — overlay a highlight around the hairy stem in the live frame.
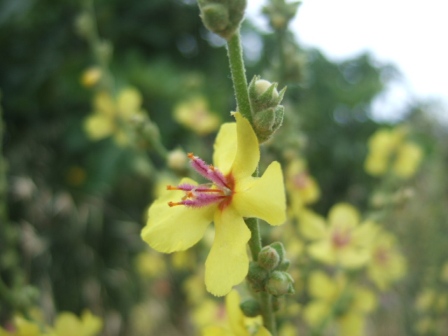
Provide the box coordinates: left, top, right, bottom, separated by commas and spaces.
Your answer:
226, 32, 252, 122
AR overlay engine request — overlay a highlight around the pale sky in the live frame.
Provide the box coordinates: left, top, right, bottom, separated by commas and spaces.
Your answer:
247, 0, 448, 122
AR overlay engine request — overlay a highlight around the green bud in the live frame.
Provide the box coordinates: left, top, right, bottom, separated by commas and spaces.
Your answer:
198, 0, 247, 40
266, 271, 295, 297
240, 299, 261, 317
258, 245, 280, 271
247, 261, 269, 292
277, 258, 291, 272
262, 0, 301, 31
248, 76, 286, 143
269, 242, 286, 262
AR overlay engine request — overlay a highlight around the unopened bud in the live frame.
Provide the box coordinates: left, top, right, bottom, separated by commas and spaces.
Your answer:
258, 246, 280, 271
240, 299, 261, 317
81, 67, 102, 88
198, 0, 247, 40
269, 242, 286, 262
277, 259, 291, 272
248, 76, 286, 143
167, 148, 188, 171
266, 271, 295, 297
247, 262, 269, 292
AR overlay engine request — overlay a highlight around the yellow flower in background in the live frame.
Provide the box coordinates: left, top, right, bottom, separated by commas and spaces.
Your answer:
307, 203, 376, 269
52, 311, 102, 336
202, 290, 271, 336
285, 159, 320, 216
141, 112, 286, 296
364, 126, 423, 179
0, 316, 45, 336
84, 87, 145, 146
304, 271, 376, 336
134, 250, 167, 279
392, 142, 424, 178
367, 228, 406, 291
173, 96, 220, 135
80, 67, 102, 87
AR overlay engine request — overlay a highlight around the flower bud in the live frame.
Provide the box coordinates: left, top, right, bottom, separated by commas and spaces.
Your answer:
248, 76, 286, 143
167, 148, 188, 171
258, 245, 280, 271
269, 242, 286, 262
277, 259, 291, 272
266, 271, 295, 297
198, 0, 247, 40
247, 261, 269, 292
240, 299, 261, 317
262, 0, 301, 31
81, 67, 102, 88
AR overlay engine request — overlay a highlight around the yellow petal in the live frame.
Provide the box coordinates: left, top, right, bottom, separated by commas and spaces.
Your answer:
205, 206, 251, 296
117, 87, 142, 118
202, 326, 233, 336
84, 114, 114, 140
80, 310, 103, 336
93, 91, 115, 117
393, 141, 423, 178
226, 290, 247, 336
298, 209, 327, 240
255, 327, 273, 336
141, 178, 215, 253
233, 161, 286, 225
308, 271, 338, 300
328, 203, 359, 230
213, 123, 237, 176
308, 240, 336, 265
230, 112, 260, 180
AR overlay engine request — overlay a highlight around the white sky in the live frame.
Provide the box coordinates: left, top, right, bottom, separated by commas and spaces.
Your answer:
246, 0, 448, 122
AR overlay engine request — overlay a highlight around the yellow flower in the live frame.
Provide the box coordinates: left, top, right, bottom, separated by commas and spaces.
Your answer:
304, 271, 376, 335
52, 311, 102, 336
134, 250, 167, 279
80, 67, 102, 87
173, 96, 220, 135
367, 229, 406, 291
202, 290, 271, 336
392, 142, 423, 178
141, 112, 286, 296
84, 87, 145, 146
285, 159, 320, 216
364, 126, 423, 179
307, 203, 376, 269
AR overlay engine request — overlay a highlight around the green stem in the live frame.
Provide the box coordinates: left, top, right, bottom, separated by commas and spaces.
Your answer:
226, 32, 252, 122
260, 292, 277, 335
245, 217, 261, 261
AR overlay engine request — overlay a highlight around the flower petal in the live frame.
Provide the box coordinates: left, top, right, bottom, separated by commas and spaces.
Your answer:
205, 206, 251, 296
226, 290, 247, 336
213, 122, 237, 176
84, 114, 114, 140
328, 203, 360, 229
141, 178, 215, 253
230, 112, 260, 180
233, 161, 286, 225
117, 87, 142, 118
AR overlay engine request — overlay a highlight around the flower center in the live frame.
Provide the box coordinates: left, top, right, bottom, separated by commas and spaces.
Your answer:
331, 227, 352, 249
167, 153, 234, 209
292, 172, 310, 190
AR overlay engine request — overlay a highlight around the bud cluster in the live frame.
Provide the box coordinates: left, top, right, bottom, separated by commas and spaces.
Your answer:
262, 0, 301, 31
246, 242, 295, 300
198, 0, 247, 40
248, 76, 286, 143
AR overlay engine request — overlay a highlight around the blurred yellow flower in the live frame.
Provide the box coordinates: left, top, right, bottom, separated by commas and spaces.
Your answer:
285, 159, 320, 216
367, 228, 406, 291
80, 67, 102, 87
364, 126, 423, 179
84, 87, 145, 146
173, 96, 220, 135
201, 290, 271, 336
134, 250, 167, 279
141, 112, 286, 296
52, 310, 102, 336
307, 203, 376, 269
0, 316, 45, 336
304, 271, 376, 335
